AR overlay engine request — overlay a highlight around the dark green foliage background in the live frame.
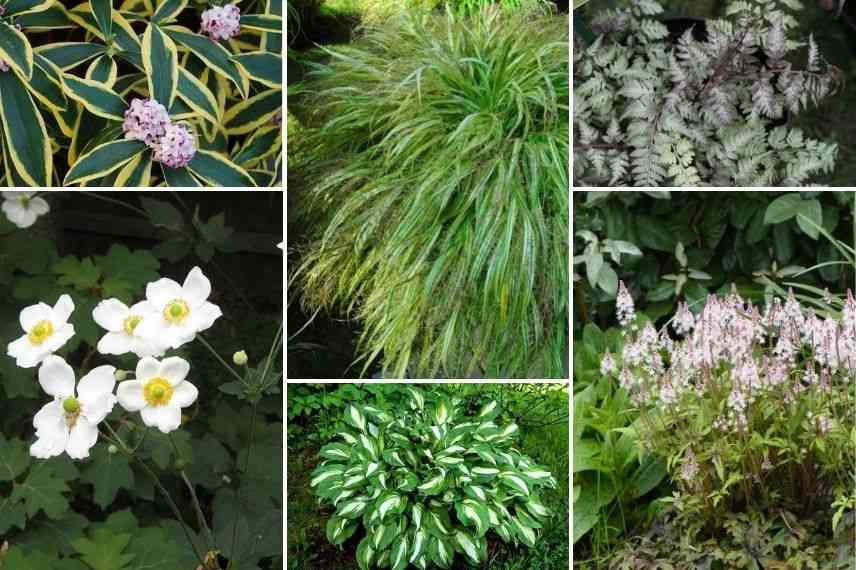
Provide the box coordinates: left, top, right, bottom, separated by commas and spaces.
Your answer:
0, 192, 283, 570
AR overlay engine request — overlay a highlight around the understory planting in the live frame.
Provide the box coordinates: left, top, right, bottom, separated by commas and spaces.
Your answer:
291, 4, 569, 378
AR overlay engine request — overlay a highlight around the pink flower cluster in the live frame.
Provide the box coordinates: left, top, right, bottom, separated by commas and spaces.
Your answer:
601, 285, 856, 430
123, 98, 196, 169
201, 4, 241, 41
152, 124, 197, 169
123, 98, 170, 146
0, 61, 8, 73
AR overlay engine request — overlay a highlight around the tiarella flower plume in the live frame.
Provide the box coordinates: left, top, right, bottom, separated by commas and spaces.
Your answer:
7, 295, 75, 368
681, 449, 699, 483
30, 356, 117, 460
2, 191, 50, 228
600, 352, 616, 376
123, 98, 171, 146
92, 299, 167, 358
201, 3, 241, 41
152, 123, 197, 168
117, 356, 198, 433
134, 267, 222, 349
615, 280, 635, 327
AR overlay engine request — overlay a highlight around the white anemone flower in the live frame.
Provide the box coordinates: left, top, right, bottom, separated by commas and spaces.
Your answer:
30, 356, 117, 460
2, 191, 50, 228
7, 295, 76, 368
92, 299, 167, 358
117, 356, 198, 434
134, 266, 222, 350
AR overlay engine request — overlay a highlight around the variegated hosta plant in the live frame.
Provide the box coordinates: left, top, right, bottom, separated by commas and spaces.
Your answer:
310, 388, 558, 569
0, 0, 282, 187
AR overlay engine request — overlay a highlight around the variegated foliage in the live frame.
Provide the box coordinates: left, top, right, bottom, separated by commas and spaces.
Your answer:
0, 0, 282, 187
310, 388, 557, 569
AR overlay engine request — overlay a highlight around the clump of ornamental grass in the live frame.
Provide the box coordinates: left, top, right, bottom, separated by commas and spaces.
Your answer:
294, 6, 569, 378
601, 283, 855, 555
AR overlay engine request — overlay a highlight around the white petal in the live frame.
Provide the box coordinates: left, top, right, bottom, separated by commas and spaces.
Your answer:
116, 380, 146, 412
66, 418, 99, 459
7, 335, 36, 366
182, 267, 212, 306
29, 197, 49, 216
92, 299, 129, 331
135, 356, 160, 381
131, 315, 162, 341
38, 355, 75, 398
3, 202, 37, 228
97, 331, 134, 355
31, 403, 68, 459
50, 295, 75, 326
77, 365, 117, 402
42, 324, 75, 354
171, 381, 198, 408
165, 325, 197, 350
146, 277, 182, 308
130, 336, 167, 358
188, 302, 222, 333
141, 405, 182, 433
129, 300, 158, 316
81, 393, 117, 426
19, 302, 52, 331
159, 356, 190, 385
2, 191, 31, 199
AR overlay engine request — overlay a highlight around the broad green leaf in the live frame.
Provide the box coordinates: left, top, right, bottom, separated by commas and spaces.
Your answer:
186, 149, 256, 187
142, 23, 178, 107
389, 535, 408, 570
152, 0, 186, 22
0, 21, 33, 78
61, 74, 127, 120
164, 26, 247, 97
0, 71, 51, 185
64, 140, 147, 185
89, 0, 111, 39
71, 528, 134, 570
223, 88, 281, 135
233, 51, 282, 88
80, 447, 134, 509
36, 42, 105, 70
764, 193, 804, 224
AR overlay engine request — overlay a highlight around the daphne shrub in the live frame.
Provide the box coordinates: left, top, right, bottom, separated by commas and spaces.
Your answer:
295, 6, 569, 378
0, 0, 282, 187
310, 387, 558, 569
574, 0, 841, 186
601, 285, 855, 564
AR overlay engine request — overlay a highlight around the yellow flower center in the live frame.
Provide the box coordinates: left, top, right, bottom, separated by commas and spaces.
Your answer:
163, 299, 190, 324
123, 314, 143, 335
28, 320, 54, 344
143, 377, 174, 406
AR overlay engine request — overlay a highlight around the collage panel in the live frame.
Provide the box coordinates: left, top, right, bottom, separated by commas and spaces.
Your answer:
571, 190, 856, 568
572, 0, 854, 187
286, 0, 569, 380
0, 0, 282, 188
286, 382, 570, 570
0, 191, 284, 569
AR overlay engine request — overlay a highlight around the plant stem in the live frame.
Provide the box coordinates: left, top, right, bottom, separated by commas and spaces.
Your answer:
227, 402, 259, 570
197, 334, 245, 383
102, 422, 206, 568
169, 434, 216, 550
80, 192, 148, 217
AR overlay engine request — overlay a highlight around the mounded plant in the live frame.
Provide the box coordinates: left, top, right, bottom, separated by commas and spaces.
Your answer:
0, 0, 282, 187
294, 6, 569, 378
310, 387, 558, 569
600, 284, 855, 566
